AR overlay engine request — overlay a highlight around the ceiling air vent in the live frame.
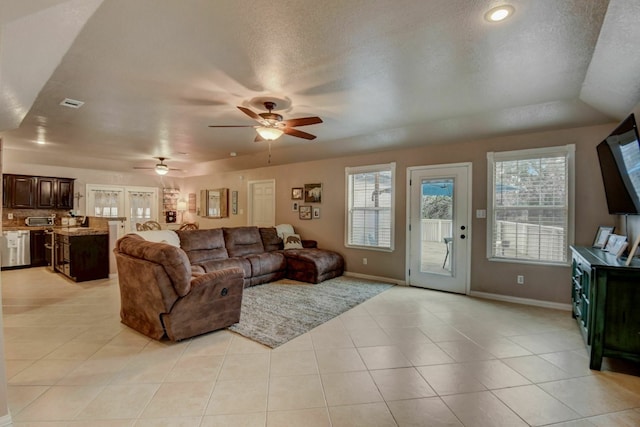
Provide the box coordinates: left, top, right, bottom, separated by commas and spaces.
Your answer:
59, 98, 84, 109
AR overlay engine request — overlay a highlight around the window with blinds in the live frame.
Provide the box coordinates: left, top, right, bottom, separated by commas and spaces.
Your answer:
345, 163, 395, 251
487, 145, 574, 264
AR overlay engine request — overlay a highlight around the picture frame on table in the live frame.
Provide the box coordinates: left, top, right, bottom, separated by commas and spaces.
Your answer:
604, 234, 628, 258
313, 207, 320, 219
593, 225, 615, 248
299, 205, 312, 220
291, 187, 303, 200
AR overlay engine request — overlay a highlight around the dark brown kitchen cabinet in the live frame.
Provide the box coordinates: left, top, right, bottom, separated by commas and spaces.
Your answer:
55, 233, 108, 282
3, 175, 37, 208
56, 178, 74, 209
36, 177, 56, 208
3, 174, 74, 209
30, 230, 48, 267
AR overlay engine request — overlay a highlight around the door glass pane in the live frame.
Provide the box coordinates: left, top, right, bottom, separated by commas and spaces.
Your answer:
420, 178, 454, 276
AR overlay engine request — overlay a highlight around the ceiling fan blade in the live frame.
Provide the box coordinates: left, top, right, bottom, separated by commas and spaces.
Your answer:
237, 106, 261, 121
208, 125, 255, 128
133, 167, 153, 170
282, 116, 323, 127
283, 127, 317, 140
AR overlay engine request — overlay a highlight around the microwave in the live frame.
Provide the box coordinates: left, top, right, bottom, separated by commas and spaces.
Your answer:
25, 217, 54, 227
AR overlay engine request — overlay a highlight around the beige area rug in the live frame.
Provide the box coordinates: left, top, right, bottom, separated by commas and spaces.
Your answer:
228, 276, 394, 348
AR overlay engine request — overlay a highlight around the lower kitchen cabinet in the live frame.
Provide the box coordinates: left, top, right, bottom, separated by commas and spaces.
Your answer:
30, 230, 48, 267
55, 233, 109, 282
571, 246, 640, 370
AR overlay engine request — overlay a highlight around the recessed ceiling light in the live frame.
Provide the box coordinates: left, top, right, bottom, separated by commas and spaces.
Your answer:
485, 5, 515, 22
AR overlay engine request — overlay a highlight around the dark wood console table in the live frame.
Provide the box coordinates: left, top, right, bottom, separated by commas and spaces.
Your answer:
571, 246, 640, 370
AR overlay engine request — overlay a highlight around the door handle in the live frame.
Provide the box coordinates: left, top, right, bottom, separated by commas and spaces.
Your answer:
460, 234, 466, 239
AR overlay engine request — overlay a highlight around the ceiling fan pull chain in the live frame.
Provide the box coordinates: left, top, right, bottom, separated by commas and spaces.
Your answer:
268, 142, 272, 164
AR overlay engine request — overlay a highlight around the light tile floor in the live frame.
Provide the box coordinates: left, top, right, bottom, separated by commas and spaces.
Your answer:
2, 267, 640, 426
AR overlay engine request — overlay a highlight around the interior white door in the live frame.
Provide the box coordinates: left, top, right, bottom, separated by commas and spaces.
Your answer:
407, 163, 471, 294
248, 179, 275, 226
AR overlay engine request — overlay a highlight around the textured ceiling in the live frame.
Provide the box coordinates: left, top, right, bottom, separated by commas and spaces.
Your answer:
1, 0, 640, 176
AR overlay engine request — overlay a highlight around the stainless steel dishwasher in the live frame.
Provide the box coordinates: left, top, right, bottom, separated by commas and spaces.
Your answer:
1, 230, 31, 268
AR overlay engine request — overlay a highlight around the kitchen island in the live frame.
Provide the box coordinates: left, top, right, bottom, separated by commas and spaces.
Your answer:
54, 228, 109, 282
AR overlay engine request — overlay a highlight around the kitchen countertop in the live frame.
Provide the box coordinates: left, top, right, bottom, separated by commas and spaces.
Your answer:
54, 228, 109, 236
2, 225, 107, 232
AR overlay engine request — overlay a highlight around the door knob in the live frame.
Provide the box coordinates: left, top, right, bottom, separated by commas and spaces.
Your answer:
460, 225, 466, 230
460, 234, 466, 239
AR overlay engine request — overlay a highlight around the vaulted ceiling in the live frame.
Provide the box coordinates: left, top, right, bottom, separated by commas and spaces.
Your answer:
1, 0, 639, 176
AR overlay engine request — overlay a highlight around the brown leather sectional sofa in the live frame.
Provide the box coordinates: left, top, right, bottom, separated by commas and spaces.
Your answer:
114, 226, 344, 340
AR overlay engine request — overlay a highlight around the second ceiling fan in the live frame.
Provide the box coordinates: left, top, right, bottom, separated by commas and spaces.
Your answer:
209, 101, 322, 141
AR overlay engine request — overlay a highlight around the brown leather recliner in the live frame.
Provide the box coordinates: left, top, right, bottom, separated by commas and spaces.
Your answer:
114, 234, 244, 341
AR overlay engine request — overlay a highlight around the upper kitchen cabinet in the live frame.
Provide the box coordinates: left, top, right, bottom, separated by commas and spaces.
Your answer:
4, 175, 37, 208
3, 174, 75, 209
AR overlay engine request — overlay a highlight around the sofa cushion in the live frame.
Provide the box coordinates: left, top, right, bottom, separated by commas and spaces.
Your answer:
246, 252, 287, 277
116, 234, 192, 296
176, 229, 229, 264
198, 257, 251, 279
223, 227, 265, 257
259, 227, 283, 251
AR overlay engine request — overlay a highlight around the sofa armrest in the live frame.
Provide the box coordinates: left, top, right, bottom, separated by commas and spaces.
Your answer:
190, 267, 244, 289
301, 240, 317, 248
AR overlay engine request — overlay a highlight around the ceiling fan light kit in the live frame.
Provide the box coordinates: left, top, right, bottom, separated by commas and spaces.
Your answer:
155, 164, 169, 175
256, 126, 284, 141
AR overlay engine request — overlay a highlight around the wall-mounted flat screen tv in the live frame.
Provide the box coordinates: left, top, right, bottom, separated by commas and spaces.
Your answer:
596, 113, 640, 215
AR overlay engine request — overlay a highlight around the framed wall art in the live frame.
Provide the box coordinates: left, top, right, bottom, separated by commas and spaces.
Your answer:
313, 207, 320, 218
291, 187, 303, 200
292, 201, 299, 211
299, 205, 312, 220
304, 183, 322, 203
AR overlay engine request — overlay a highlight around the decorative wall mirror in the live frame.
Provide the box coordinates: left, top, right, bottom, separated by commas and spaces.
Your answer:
200, 188, 228, 218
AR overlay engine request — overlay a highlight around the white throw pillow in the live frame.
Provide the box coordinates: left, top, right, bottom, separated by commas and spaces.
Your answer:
276, 224, 295, 239
283, 233, 303, 250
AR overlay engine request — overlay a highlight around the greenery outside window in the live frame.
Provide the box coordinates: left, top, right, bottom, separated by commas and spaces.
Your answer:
345, 163, 395, 251
487, 145, 575, 264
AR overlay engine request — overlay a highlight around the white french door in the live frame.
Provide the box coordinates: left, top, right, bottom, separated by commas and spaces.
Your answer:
407, 163, 471, 294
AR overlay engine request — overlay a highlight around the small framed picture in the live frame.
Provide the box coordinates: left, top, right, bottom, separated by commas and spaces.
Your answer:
313, 207, 320, 219
292, 201, 299, 211
304, 183, 322, 203
604, 234, 628, 258
593, 225, 615, 249
291, 187, 303, 200
625, 234, 640, 266
299, 205, 312, 220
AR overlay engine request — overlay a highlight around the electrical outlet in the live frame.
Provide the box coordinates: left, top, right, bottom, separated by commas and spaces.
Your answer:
363, 258, 368, 265
517, 275, 525, 285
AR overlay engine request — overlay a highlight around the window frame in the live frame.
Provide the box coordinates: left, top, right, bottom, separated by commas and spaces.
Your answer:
487, 145, 575, 266
345, 162, 396, 252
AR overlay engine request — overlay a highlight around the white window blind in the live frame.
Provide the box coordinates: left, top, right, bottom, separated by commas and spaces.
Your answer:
487, 145, 574, 264
345, 163, 395, 250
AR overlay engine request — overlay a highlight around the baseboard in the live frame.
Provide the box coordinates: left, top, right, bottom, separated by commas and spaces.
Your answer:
468, 290, 572, 311
344, 271, 406, 286
0, 413, 12, 426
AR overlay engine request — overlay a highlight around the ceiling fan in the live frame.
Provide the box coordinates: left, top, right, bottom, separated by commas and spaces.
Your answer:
209, 101, 323, 141
133, 157, 180, 175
